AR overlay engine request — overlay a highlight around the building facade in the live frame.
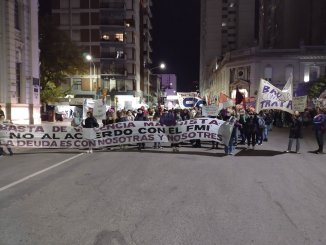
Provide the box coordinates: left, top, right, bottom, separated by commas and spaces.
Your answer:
51, 0, 153, 109
200, 0, 326, 102
0, 0, 41, 124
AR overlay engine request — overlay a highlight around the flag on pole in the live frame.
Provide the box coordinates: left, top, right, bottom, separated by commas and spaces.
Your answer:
218, 92, 234, 109
218, 92, 229, 103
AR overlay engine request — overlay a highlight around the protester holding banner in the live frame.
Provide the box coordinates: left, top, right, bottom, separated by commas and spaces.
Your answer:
71, 111, 82, 127
191, 108, 202, 148
126, 110, 135, 121
160, 109, 180, 152
285, 111, 303, 154
312, 107, 326, 154
135, 108, 148, 151
153, 112, 163, 149
222, 114, 237, 155
82, 111, 99, 153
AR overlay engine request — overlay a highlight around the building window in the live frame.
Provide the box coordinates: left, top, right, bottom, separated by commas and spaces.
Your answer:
285, 65, 294, 81
309, 65, 320, 81
60, 14, 69, 25
16, 63, 21, 103
60, 0, 69, 8
116, 50, 124, 58
71, 14, 80, 25
71, 0, 80, 8
264, 65, 273, 81
115, 33, 124, 42
102, 34, 110, 40
72, 79, 82, 90
71, 30, 81, 41
15, 0, 20, 30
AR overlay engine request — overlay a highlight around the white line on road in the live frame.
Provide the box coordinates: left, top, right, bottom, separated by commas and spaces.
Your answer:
0, 153, 84, 193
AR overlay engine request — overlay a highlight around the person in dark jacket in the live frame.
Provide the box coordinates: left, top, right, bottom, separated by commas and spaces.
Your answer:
244, 111, 259, 150
312, 107, 326, 154
134, 108, 148, 150
82, 111, 99, 153
160, 109, 180, 152
285, 111, 303, 153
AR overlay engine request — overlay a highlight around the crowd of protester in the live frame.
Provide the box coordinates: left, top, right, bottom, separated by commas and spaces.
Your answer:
70, 105, 326, 155
0, 104, 325, 156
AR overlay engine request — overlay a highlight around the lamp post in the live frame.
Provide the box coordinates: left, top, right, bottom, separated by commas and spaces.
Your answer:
147, 62, 166, 107
86, 54, 96, 95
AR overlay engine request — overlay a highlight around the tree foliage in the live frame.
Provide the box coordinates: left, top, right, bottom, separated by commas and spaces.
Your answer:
39, 16, 87, 103
308, 76, 326, 98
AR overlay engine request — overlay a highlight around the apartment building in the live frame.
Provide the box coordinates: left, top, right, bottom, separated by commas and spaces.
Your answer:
0, 0, 41, 124
51, 0, 152, 109
200, 0, 326, 101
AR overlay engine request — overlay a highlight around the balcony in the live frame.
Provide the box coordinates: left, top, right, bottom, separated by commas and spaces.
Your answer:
100, 19, 125, 26
100, 2, 125, 9
101, 52, 126, 59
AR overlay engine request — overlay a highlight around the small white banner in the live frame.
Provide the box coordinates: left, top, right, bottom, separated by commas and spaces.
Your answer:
202, 105, 221, 116
292, 96, 307, 112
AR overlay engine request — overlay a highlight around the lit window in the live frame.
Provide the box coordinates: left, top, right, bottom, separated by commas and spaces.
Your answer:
102, 34, 110, 40
116, 50, 124, 58
222, 22, 227, 27
229, 3, 235, 7
115, 33, 124, 42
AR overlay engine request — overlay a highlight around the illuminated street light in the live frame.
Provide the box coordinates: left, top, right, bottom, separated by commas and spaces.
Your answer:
148, 62, 166, 106
86, 54, 96, 93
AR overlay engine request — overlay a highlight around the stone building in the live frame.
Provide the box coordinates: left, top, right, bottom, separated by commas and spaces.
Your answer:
0, 0, 41, 124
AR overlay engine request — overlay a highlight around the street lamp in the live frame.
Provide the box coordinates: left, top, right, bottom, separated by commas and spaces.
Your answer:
147, 62, 166, 106
86, 54, 96, 94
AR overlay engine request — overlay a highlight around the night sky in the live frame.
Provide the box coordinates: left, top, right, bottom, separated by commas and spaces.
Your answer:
151, 0, 200, 92
39, 0, 201, 92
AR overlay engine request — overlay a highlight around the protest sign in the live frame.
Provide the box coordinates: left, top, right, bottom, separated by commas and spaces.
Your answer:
202, 105, 221, 116
292, 96, 307, 112
256, 77, 293, 114
0, 119, 233, 149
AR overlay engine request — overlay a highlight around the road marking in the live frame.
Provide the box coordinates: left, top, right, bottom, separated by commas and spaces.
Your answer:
0, 153, 84, 192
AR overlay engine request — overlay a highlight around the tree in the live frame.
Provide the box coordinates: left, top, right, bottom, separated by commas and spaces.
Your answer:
308, 76, 326, 99
39, 16, 87, 104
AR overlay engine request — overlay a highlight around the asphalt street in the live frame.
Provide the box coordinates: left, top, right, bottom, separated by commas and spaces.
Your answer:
0, 126, 325, 245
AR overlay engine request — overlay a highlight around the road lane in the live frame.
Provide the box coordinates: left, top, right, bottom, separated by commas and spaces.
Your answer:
0, 127, 325, 245
0, 153, 84, 192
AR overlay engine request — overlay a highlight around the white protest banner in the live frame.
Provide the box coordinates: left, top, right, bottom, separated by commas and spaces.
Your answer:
0, 118, 233, 148
256, 77, 293, 114
292, 96, 307, 112
177, 92, 198, 109
202, 105, 220, 116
